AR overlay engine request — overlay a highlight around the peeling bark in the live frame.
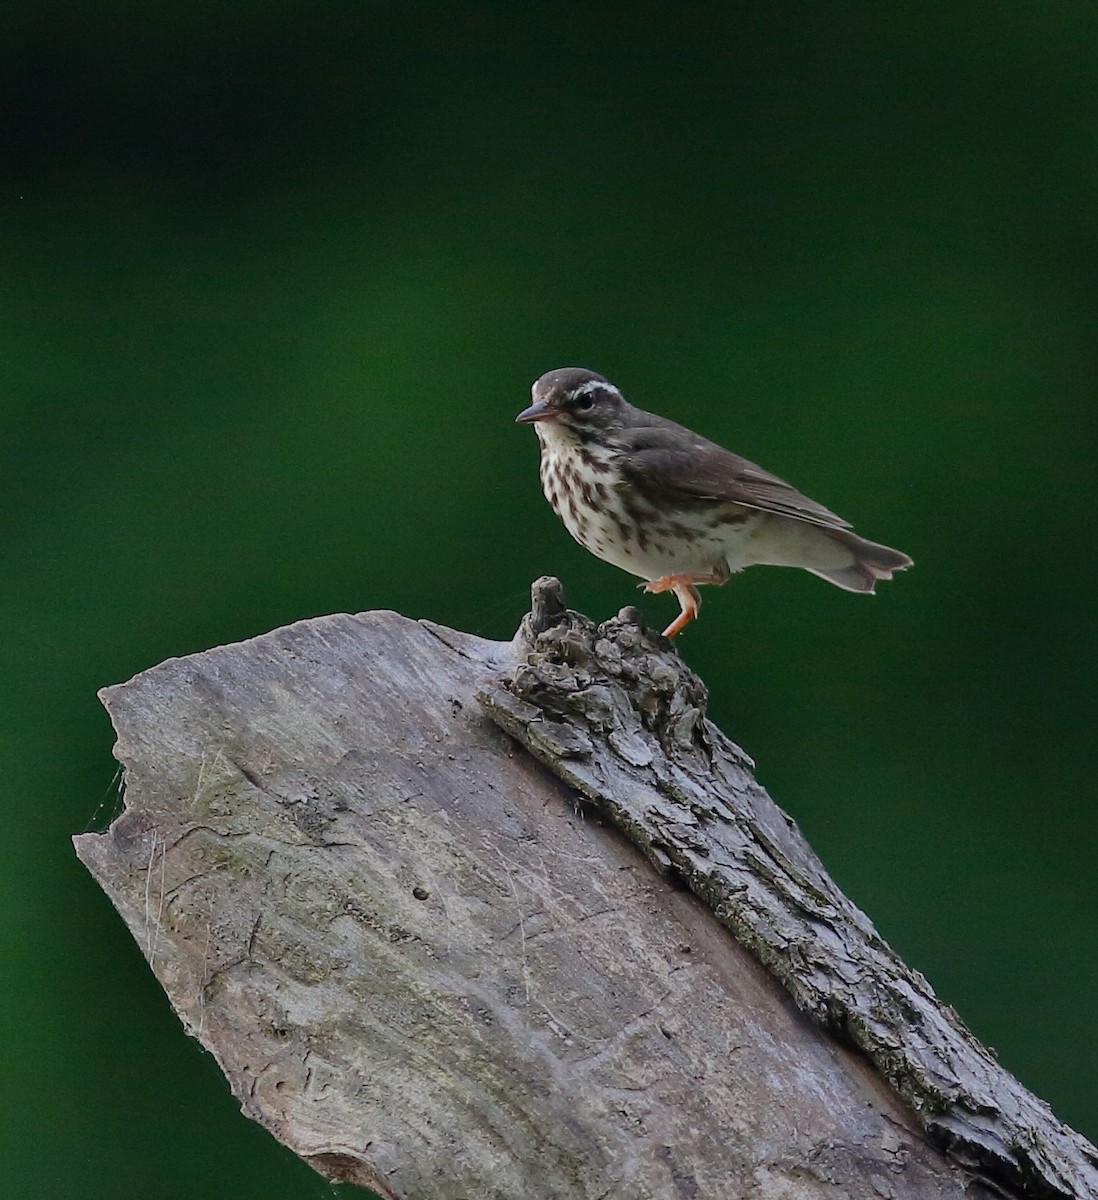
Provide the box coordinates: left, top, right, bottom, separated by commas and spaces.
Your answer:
73, 580, 1097, 1200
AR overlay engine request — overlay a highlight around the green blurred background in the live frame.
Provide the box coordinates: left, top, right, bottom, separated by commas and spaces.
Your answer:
3, 2, 1095, 1196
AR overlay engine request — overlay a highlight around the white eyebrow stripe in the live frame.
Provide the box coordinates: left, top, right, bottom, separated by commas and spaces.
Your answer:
572, 380, 621, 401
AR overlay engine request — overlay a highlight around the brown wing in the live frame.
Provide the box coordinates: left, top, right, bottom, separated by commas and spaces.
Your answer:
616, 408, 851, 530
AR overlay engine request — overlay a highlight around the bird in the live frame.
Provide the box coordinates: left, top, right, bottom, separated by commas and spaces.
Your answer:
516, 367, 912, 638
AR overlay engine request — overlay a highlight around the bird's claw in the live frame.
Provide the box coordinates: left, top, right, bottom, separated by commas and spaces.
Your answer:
640, 575, 686, 596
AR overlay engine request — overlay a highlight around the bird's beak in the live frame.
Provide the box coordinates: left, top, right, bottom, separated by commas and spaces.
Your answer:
515, 398, 556, 424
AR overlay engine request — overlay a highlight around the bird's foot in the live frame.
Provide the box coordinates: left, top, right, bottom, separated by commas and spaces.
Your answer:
639, 573, 726, 637
640, 573, 703, 595
651, 580, 704, 638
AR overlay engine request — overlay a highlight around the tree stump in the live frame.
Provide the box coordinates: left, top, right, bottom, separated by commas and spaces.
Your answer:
74, 579, 1098, 1200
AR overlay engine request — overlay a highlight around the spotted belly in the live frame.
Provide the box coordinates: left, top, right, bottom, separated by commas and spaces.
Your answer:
539, 445, 763, 582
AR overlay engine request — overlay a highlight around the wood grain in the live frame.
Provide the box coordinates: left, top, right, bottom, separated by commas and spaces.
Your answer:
72, 582, 1094, 1199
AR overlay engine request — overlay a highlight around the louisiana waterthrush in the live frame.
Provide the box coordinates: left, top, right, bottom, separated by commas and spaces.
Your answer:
517, 367, 912, 637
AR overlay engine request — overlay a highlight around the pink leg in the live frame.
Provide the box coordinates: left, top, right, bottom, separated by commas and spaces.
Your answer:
662, 583, 702, 637
640, 572, 726, 638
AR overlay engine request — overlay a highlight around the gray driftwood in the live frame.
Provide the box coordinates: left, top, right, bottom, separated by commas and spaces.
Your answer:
74, 578, 1097, 1200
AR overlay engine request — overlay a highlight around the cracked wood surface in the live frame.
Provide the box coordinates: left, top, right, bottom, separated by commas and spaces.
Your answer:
72, 582, 1091, 1199
479, 579, 1098, 1200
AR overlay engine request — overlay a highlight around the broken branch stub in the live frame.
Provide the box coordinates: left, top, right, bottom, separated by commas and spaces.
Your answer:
479, 577, 1098, 1200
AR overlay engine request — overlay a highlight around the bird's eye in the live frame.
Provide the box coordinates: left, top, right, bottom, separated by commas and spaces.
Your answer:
573, 393, 595, 411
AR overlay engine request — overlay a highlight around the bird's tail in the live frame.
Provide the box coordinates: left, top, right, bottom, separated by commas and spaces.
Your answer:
807, 528, 913, 594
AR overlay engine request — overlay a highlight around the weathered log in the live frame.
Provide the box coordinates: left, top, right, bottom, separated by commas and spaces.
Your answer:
73, 579, 1097, 1200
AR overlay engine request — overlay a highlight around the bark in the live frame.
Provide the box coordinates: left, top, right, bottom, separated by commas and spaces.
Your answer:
73, 578, 1098, 1200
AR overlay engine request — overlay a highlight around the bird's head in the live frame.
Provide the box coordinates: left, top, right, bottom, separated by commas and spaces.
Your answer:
516, 368, 626, 435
